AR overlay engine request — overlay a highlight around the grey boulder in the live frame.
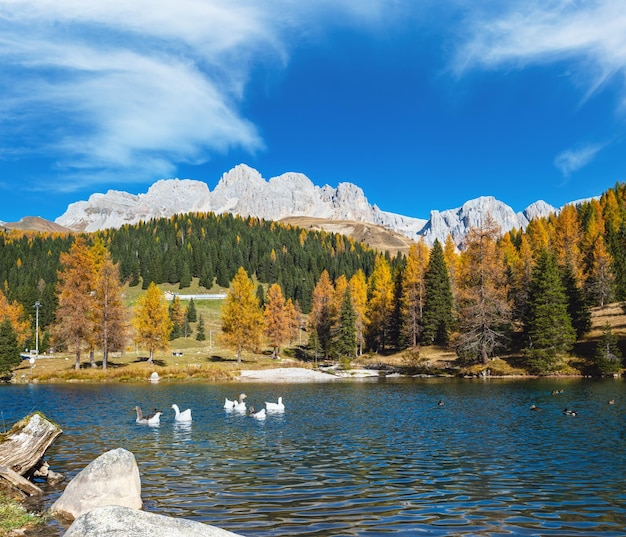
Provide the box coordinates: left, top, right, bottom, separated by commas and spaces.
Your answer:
51, 448, 142, 520
63, 505, 245, 537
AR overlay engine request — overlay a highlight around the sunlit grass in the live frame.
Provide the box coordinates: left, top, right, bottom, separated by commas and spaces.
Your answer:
0, 494, 43, 536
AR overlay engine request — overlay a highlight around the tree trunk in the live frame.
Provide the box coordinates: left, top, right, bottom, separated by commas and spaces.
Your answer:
0, 413, 63, 495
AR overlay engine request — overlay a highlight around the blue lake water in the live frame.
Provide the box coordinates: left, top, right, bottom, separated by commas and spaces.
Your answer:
1, 377, 625, 536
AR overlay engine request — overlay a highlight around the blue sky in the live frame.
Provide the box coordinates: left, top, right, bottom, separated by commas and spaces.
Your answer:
0, 1, 624, 223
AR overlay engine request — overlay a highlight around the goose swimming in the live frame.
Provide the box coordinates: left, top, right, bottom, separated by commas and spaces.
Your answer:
249, 406, 266, 420
172, 403, 192, 422
265, 396, 285, 412
134, 406, 162, 425
233, 393, 247, 412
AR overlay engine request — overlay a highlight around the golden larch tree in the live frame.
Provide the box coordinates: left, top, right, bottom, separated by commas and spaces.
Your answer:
93, 250, 127, 370
525, 217, 550, 254
132, 282, 172, 364
366, 255, 394, 352
334, 274, 349, 308
0, 290, 30, 347
401, 239, 429, 347
54, 238, 96, 370
284, 298, 301, 345
443, 234, 460, 299
455, 216, 511, 364
308, 270, 336, 359
553, 204, 584, 280
587, 234, 615, 306
349, 269, 368, 356
264, 283, 291, 358
221, 267, 263, 363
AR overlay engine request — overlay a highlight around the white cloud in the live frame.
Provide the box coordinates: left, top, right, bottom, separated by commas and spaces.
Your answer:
0, 0, 400, 192
454, 0, 626, 101
553, 143, 603, 176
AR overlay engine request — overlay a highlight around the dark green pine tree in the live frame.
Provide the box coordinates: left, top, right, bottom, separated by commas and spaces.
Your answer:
196, 315, 206, 342
594, 322, 622, 376
316, 304, 335, 360
179, 261, 192, 289
256, 284, 266, 308
187, 298, 197, 323
388, 267, 405, 350
421, 240, 454, 345
169, 303, 183, 340
561, 263, 591, 339
334, 290, 357, 361
524, 249, 576, 373
0, 318, 21, 379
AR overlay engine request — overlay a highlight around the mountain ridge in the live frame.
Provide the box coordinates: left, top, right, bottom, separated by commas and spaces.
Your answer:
4, 164, 563, 247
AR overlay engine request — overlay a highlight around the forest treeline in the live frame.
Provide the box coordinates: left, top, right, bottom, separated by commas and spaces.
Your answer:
1, 183, 626, 376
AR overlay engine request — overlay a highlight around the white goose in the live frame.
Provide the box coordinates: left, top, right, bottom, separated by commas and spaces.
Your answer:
134, 406, 162, 425
249, 406, 266, 420
171, 403, 192, 422
233, 393, 247, 412
265, 396, 285, 412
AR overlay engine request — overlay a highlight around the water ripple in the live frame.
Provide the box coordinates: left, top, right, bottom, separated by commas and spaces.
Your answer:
1, 379, 624, 536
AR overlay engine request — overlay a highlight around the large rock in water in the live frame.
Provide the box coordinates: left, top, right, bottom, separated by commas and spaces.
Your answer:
51, 448, 142, 520
63, 505, 245, 537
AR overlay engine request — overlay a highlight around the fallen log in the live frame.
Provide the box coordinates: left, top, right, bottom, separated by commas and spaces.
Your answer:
0, 412, 63, 480
0, 465, 42, 496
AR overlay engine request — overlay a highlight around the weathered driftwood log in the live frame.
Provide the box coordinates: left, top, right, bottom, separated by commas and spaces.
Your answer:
0, 412, 63, 494
0, 465, 42, 496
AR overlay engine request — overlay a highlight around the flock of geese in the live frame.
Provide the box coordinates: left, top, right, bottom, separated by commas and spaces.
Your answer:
135, 389, 615, 425
133, 394, 284, 425
223, 394, 285, 420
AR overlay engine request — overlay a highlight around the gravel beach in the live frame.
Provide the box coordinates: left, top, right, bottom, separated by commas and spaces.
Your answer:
238, 367, 339, 382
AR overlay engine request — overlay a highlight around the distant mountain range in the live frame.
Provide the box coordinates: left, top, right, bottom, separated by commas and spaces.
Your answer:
3, 164, 563, 247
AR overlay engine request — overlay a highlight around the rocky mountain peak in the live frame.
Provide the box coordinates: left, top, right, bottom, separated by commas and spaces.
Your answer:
54, 164, 559, 246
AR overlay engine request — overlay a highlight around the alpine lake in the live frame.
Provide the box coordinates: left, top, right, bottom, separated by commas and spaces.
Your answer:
1, 376, 624, 536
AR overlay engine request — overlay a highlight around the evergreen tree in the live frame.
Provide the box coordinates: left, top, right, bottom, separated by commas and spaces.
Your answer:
334, 290, 357, 362
179, 261, 192, 289
196, 315, 206, 341
168, 296, 185, 340
421, 240, 454, 346
0, 318, 20, 379
187, 298, 197, 323
256, 284, 266, 308
561, 263, 591, 339
593, 323, 622, 376
524, 250, 576, 373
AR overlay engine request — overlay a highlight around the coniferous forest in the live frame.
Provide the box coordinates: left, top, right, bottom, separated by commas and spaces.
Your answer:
1, 183, 626, 377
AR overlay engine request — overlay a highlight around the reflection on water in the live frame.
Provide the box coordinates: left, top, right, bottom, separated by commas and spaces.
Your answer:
1, 378, 625, 536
